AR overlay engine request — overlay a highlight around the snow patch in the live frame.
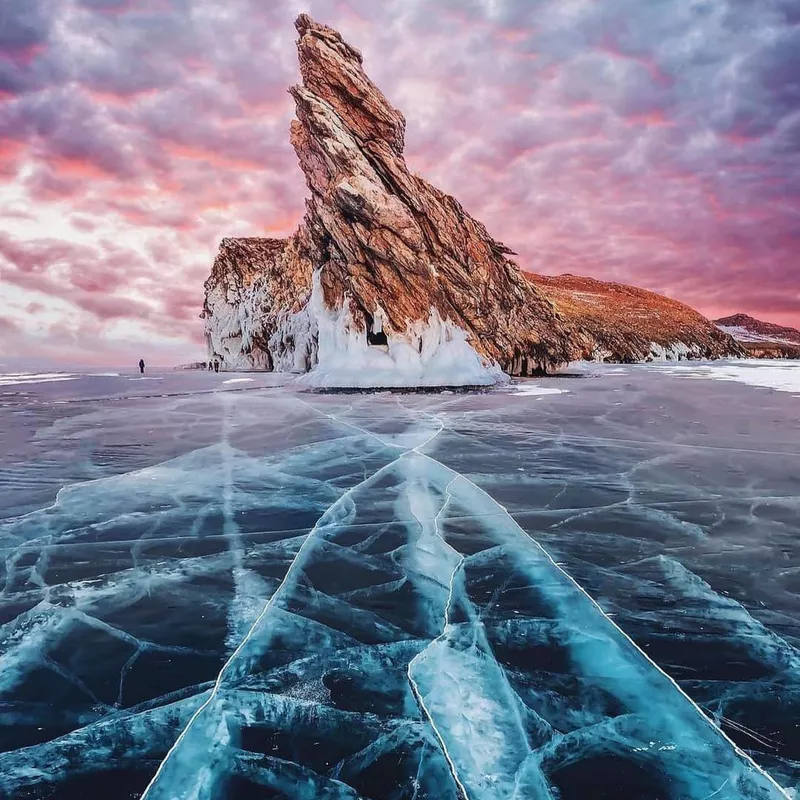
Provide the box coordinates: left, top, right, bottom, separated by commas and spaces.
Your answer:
222, 378, 255, 385
0, 373, 78, 387
645, 359, 800, 395
508, 383, 567, 397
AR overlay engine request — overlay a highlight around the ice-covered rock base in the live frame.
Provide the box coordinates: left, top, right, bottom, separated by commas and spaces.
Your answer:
292, 274, 506, 389
214, 270, 509, 389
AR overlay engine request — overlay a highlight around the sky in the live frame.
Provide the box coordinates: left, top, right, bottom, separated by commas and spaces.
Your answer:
0, 0, 798, 367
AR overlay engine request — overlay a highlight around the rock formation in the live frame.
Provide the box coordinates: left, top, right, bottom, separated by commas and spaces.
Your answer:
203, 14, 742, 382
714, 314, 800, 359
204, 235, 315, 371
529, 274, 744, 362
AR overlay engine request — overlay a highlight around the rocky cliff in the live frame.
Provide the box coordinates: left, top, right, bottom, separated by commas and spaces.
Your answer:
202, 14, 742, 383
203, 234, 316, 371
203, 14, 585, 384
529, 274, 744, 362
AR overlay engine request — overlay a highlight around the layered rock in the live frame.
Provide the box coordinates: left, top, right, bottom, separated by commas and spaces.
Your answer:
714, 314, 800, 359
203, 234, 316, 371
202, 14, 742, 382
529, 274, 744, 362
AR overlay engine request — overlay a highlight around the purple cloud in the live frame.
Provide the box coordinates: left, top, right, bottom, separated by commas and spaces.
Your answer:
0, 0, 798, 366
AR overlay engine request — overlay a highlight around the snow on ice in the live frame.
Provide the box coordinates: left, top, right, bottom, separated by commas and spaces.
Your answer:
645, 359, 800, 395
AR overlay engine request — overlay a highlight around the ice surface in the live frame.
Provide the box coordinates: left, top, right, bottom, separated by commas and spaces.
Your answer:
0, 363, 798, 798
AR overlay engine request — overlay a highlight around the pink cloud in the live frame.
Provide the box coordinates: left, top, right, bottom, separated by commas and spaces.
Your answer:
0, 0, 796, 369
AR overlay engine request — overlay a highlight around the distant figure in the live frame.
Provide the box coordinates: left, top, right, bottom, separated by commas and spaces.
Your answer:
138, 358, 145, 374
214, 359, 220, 373
207, 360, 213, 371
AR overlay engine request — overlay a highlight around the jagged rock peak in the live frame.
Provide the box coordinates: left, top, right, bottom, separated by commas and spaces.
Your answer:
285, 12, 577, 375
292, 13, 405, 155
295, 13, 363, 63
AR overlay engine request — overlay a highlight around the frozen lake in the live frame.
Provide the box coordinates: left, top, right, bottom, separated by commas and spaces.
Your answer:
1, 363, 799, 799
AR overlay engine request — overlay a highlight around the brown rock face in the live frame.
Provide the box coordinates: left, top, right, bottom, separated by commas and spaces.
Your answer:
202, 14, 743, 376
529, 274, 744, 361
202, 236, 313, 370
287, 14, 576, 374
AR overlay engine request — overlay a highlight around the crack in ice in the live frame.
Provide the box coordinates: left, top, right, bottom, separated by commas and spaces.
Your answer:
717, 714, 783, 751
297, 398, 476, 797
296, 397, 405, 452
387, 397, 792, 799
703, 778, 730, 800
141, 394, 791, 800
405, 473, 472, 800
414, 455, 793, 800
139, 402, 443, 799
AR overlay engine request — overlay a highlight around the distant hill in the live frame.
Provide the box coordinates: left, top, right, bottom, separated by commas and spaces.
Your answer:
527, 273, 742, 362
714, 313, 800, 358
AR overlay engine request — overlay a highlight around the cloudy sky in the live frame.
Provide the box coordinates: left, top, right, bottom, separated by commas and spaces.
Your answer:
1, 0, 798, 366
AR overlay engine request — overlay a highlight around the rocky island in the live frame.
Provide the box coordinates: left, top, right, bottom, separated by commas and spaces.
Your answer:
202, 14, 741, 385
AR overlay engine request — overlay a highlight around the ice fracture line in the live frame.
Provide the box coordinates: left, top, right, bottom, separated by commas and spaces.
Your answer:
405, 472, 471, 799
139, 403, 443, 799
413, 450, 792, 800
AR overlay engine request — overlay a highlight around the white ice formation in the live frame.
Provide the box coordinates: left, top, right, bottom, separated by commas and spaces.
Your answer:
206, 271, 506, 388
203, 278, 276, 372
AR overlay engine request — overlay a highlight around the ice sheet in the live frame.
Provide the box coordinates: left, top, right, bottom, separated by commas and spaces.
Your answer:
0, 365, 798, 798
